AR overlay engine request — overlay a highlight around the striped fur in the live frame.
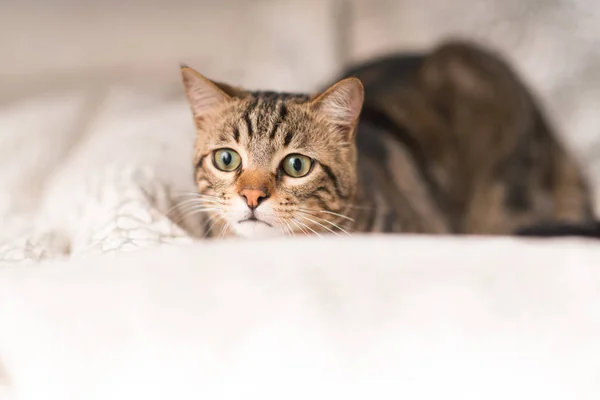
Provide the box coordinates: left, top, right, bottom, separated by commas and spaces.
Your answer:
181, 40, 594, 238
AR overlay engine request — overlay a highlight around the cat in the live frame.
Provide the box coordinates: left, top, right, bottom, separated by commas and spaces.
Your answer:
180, 40, 595, 239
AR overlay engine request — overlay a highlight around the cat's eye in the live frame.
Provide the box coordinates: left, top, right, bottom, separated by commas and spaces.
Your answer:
282, 154, 313, 178
213, 148, 242, 172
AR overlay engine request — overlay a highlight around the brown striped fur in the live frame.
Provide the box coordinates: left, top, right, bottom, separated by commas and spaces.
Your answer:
181, 40, 594, 238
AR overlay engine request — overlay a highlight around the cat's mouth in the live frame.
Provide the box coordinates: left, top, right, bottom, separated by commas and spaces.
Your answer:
238, 216, 272, 227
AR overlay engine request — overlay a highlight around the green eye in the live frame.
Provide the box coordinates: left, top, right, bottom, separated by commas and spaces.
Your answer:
282, 154, 313, 178
213, 148, 241, 172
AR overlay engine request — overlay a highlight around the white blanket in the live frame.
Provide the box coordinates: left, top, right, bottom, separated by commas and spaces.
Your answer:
0, 87, 199, 264
1, 236, 600, 399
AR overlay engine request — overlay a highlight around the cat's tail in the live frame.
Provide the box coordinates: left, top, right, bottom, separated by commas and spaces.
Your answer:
515, 221, 600, 238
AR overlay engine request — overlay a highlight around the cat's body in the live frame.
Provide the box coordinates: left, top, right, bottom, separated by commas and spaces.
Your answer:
180, 40, 594, 238
349, 43, 594, 234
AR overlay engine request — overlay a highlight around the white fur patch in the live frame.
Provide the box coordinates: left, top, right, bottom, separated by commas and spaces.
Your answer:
227, 197, 286, 238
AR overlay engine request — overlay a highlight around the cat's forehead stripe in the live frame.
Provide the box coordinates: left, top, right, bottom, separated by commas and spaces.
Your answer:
253, 96, 275, 134
268, 102, 287, 139
249, 91, 311, 102
242, 99, 257, 138
283, 129, 294, 148
238, 91, 310, 142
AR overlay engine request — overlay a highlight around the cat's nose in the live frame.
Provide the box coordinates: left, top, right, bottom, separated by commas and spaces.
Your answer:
239, 188, 269, 210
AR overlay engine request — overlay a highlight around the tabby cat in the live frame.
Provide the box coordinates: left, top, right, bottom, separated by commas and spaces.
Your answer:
180, 40, 595, 238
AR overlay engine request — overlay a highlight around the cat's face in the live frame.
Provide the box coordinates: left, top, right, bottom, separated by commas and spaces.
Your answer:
181, 67, 364, 238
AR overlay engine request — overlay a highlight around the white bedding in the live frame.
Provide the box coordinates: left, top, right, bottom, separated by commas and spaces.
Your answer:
0, 88, 199, 264
1, 236, 600, 399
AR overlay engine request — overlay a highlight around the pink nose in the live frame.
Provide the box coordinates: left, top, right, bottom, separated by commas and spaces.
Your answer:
239, 188, 268, 209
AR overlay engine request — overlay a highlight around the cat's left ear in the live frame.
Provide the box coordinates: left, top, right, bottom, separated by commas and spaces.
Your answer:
181, 66, 234, 126
311, 77, 364, 136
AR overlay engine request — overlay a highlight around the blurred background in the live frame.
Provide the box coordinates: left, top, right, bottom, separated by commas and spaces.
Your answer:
1, 0, 599, 242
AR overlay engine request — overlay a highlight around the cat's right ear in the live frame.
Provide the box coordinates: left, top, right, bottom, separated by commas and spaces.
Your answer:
181, 66, 232, 125
310, 77, 364, 138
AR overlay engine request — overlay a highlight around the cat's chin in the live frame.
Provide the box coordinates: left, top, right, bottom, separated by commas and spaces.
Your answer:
231, 219, 284, 239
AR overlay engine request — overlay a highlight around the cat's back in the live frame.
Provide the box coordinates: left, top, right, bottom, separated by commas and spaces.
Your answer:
342, 53, 424, 96
337, 41, 594, 234
339, 52, 454, 233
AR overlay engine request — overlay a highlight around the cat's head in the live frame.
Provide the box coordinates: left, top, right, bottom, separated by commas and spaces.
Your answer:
181, 66, 364, 238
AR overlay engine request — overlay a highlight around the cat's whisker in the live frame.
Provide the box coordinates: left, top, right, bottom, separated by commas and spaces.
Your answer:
299, 211, 350, 236
280, 218, 295, 237
258, 212, 293, 237
203, 213, 226, 239
172, 190, 203, 195
296, 213, 339, 236
172, 190, 221, 198
218, 218, 230, 238
298, 208, 355, 222
171, 195, 224, 204
177, 206, 223, 216
293, 218, 322, 238
326, 222, 353, 236
175, 195, 224, 204
176, 208, 223, 225
296, 210, 353, 236
200, 213, 219, 234
171, 195, 222, 200
275, 219, 289, 237
166, 198, 223, 217
256, 210, 294, 237
273, 215, 292, 237
285, 220, 296, 237
174, 196, 223, 205
173, 202, 223, 215
167, 203, 221, 219
218, 218, 231, 239
289, 218, 309, 237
